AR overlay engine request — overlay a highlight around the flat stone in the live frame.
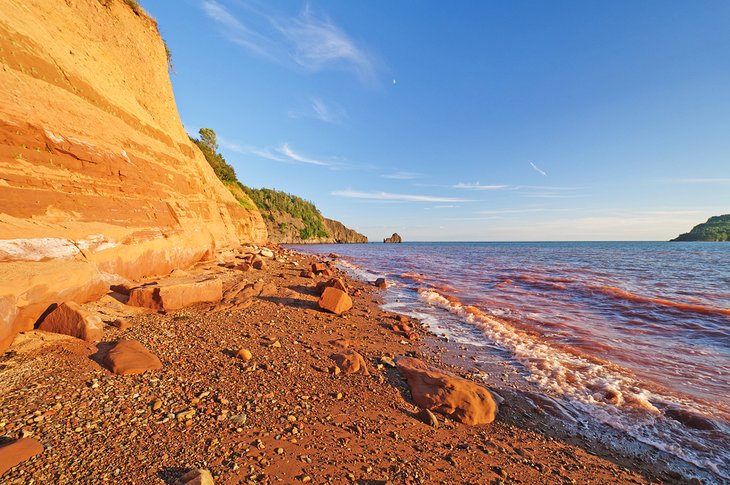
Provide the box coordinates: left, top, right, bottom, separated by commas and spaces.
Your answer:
127, 278, 222, 310
37, 302, 104, 342
0, 438, 43, 476
104, 340, 162, 375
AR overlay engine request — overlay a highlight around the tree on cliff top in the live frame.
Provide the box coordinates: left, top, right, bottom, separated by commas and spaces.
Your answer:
190, 128, 236, 183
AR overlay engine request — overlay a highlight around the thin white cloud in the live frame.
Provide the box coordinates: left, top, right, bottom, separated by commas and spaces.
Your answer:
201, 0, 279, 60
332, 189, 470, 203
201, 1, 378, 83
309, 97, 347, 124
668, 178, 730, 184
453, 182, 507, 190
382, 171, 421, 180
476, 208, 548, 215
278, 143, 329, 166
276, 7, 376, 82
529, 160, 547, 176
219, 137, 332, 167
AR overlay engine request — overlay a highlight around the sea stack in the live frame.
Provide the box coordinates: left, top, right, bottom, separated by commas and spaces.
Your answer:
384, 233, 403, 243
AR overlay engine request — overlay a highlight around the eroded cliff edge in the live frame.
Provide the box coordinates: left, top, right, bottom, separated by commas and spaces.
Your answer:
0, 0, 267, 350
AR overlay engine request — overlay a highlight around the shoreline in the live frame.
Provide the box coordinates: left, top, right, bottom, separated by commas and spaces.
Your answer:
0, 244, 705, 483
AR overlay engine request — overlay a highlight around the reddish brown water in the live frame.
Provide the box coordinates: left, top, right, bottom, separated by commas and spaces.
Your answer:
293, 241, 730, 478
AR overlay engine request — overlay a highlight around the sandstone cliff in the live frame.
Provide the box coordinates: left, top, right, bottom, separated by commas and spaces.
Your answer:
0, 0, 267, 351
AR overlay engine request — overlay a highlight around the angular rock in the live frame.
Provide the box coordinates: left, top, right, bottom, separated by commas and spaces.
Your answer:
315, 278, 349, 296
127, 278, 222, 310
330, 350, 370, 375
374, 278, 388, 288
236, 349, 253, 362
259, 283, 278, 297
178, 468, 214, 485
300, 270, 315, 279
317, 287, 353, 315
311, 262, 326, 274
259, 248, 274, 258
396, 357, 498, 425
0, 438, 43, 476
252, 257, 267, 270
112, 318, 131, 330
418, 408, 439, 428
104, 340, 162, 375
38, 302, 104, 342
236, 263, 251, 272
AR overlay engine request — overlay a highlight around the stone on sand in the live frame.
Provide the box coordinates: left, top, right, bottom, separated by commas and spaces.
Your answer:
0, 438, 43, 477
396, 356, 498, 425
38, 302, 104, 342
177, 468, 214, 485
104, 340, 162, 375
330, 349, 370, 375
374, 278, 388, 288
317, 287, 353, 315
127, 278, 222, 310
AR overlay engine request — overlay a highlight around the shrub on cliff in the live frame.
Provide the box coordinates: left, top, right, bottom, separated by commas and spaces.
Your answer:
242, 187, 329, 240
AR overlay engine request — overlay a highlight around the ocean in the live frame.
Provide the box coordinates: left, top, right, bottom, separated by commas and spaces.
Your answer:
290, 241, 730, 480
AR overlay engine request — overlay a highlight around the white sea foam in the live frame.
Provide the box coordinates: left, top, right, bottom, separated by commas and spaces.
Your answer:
417, 288, 729, 478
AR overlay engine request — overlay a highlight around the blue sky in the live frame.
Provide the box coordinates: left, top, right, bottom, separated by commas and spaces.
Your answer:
145, 0, 730, 241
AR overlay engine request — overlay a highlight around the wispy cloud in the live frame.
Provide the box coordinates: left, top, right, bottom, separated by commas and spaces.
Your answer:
332, 189, 470, 203
529, 160, 547, 176
309, 97, 347, 124
201, 1, 378, 83
219, 137, 333, 167
453, 182, 507, 190
382, 171, 421, 180
476, 208, 548, 215
666, 178, 730, 184
201, 0, 279, 60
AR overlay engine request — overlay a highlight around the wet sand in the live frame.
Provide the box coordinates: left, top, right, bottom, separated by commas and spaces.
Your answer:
0, 245, 700, 483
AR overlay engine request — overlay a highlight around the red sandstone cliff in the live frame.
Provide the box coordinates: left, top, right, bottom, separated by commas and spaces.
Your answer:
0, 0, 267, 351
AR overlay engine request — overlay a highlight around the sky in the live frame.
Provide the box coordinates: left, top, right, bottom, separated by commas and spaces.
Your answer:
145, 0, 730, 241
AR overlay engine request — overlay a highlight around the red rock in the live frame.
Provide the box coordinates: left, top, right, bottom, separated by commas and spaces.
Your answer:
397, 315, 408, 324
178, 468, 214, 485
316, 278, 349, 296
0, 438, 43, 476
37, 302, 104, 342
237, 263, 251, 272
112, 318, 131, 330
321, 268, 334, 277
104, 339, 162, 375
127, 278, 222, 310
330, 350, 369, 375
300, 270, 315, 279
317, 287, 353, 315
374, 278, 388, 288
311, 263, 326, 274
396, 357, 498, 425
259, 283, 278, 297
252, 258, 267, 270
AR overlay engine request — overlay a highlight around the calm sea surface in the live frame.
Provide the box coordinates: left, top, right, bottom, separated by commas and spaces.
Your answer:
290, 242, 730, 479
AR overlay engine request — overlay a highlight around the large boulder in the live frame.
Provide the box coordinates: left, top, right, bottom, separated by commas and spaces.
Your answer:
383, 233, 402, 243
37, 302, 104, 342
104, 340, 162, 375
317, 287, 352, 315
0, 438, 43, 476
128, 278, 222, 311
396, 357, 498, 425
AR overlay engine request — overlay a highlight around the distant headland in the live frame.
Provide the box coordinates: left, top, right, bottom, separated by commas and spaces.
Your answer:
671, 214, 730, 241
383, 233, 403, 243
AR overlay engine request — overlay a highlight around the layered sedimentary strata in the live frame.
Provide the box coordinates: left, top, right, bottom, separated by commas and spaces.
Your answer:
0, 0, 266, 351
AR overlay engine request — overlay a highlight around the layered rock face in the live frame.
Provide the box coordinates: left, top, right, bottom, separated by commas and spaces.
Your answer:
383, 233, 403, 243
0, 0, 267, 351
